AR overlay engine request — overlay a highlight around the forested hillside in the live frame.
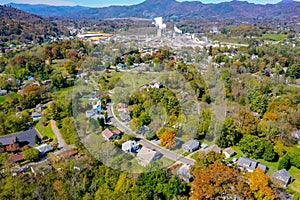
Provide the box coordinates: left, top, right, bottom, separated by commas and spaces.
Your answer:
0, 5, 66, 45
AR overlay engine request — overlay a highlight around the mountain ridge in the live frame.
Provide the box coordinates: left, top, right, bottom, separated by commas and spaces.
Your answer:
5, 0, 300, 21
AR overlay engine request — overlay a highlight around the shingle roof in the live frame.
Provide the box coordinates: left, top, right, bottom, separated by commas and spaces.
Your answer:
35, 144, 53, 154
237, 156, 258, 171
182, 139, 199, 151
223, 147, 236, 156
102, 128, 121, 140
0, 129, 40, 146
206, 144, 221, 153
272, 169, 292, 184
7, 153, 24, 163
137, 147, 159, 166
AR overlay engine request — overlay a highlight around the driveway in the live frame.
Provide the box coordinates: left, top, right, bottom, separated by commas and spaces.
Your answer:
50, 119, 66, 149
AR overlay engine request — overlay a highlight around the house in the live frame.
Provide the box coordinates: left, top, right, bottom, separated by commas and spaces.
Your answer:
122, 140, 140, 153
0, 129, 41, 151
223, 147, 236, 159
102, 128, 121, 141
0, 90, 7, 96
32, 112, 42, 121
291, 130, 300, 140
177, 164, 192, 183
85, 109, 105, 121
136, 146, 161, 166
120, 112, 131, 121
35, 104, 46, 112
35, 144, 54, 155
182, 139, 199, 152
206, 144, 221, 154
117, 103, 128, 112
237, 156, 267, 173
6, 153, 24, 163
272, 169, 293, 187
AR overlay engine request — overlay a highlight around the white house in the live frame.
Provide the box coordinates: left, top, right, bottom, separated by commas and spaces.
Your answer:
122, 140, 140, 153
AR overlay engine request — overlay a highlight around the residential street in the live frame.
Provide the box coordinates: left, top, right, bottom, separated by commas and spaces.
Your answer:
107, 103, 195, 165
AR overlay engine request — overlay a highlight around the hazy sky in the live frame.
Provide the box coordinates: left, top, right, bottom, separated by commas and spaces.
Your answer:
0, 0, 297, 7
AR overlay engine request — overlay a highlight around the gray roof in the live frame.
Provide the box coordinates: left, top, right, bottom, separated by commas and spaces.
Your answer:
182, 139, 199, 151
206, 144, 221, 153
223, 147, 236, 156
35, 144, 53, 154
137, 147, 161, 166
257, 163, 267, 173
0, 129, 40, 146
292, 130, 300, 140
237, 156, 258, 171
272, 169, 292, 185
177, 165, 192, 183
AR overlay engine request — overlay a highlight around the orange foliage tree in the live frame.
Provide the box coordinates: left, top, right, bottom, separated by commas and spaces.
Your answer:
190, 161, 253, 200
160, 129, 176, 149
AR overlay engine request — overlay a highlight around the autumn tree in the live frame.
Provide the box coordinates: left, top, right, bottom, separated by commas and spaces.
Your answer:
236, 110, 257, 135
190, 161, 253, 200
249, 168, 277, 200
160, 129, 176, 149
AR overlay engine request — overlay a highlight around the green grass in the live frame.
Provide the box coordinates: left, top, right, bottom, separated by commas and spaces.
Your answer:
261, 34, 288, 41
258, 159, 279, 175
159, 156, 175, 167
0, 96, 5, 103
0, 92, 21, 103
35, 121, 55, 139
288, 166, 300, 193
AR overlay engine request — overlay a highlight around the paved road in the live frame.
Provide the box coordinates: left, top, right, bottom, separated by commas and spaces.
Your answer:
107, 103, 195, 165
50, 119, 66, 149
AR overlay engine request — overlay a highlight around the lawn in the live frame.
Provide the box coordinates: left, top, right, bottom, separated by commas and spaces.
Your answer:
0, 96, 5, 103
159, 156, 175, 167
288, 166, 300, 193
258, 159, 279, 175
261, 34, 288, 41
35, 121, 55, 139
0, 92, 21, 103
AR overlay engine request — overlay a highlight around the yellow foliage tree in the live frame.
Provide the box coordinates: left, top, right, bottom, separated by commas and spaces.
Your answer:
160, 129, 176, 149
249, 168, 277, 200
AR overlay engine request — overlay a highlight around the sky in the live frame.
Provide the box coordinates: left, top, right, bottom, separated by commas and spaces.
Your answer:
0, 0, 297, 7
